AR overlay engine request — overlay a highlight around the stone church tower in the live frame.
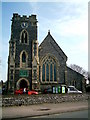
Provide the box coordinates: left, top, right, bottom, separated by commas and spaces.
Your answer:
7, 13, 39, 92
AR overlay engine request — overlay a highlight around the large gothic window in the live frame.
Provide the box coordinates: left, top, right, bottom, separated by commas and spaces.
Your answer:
20, 30, 28, 44
41, 55, 57, 82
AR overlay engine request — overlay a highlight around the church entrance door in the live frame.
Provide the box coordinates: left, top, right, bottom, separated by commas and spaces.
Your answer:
17, 78, 30, 90
20, 79, 28, 89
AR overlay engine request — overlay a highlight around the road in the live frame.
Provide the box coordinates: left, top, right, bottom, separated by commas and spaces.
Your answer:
2, 101, 88, 119
5, 110, 88, 119
32, 110, 88, 118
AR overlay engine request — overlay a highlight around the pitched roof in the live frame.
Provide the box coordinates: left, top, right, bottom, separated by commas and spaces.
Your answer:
39, 31, 67, 61
67, 66, 84, 77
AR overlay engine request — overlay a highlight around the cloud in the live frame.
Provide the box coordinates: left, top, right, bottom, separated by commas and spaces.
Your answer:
52, 2, 88, 37
29, 2, 38, 14
37, 2, 87, 38
57, 16, 87, 37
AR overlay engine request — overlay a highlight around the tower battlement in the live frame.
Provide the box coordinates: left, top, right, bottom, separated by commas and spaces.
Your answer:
12, 13, 37, 21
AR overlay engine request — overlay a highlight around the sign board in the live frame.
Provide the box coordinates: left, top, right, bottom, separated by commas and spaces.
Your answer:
19, 70, 29, 77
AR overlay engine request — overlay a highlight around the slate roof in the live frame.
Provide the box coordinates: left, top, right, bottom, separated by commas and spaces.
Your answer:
39, 31, 67, 61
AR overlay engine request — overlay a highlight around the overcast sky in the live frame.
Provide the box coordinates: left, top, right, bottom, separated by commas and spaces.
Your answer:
0, 0, 89, 82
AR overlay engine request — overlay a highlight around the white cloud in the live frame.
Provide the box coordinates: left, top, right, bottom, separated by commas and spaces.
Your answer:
37, 1, 88, 40
52, 3, 88, 37
59, 17, 87, 37
29, 2, 38, 14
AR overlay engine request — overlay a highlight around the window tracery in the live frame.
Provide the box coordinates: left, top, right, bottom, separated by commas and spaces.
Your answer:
20, 30, 29, 44
41, 55, 57, 83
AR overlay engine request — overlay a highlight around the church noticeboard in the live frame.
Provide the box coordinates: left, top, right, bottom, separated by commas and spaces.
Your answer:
19, 70, 29, 77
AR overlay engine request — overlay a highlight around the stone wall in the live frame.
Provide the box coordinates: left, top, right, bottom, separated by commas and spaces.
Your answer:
2, 94, 90, 107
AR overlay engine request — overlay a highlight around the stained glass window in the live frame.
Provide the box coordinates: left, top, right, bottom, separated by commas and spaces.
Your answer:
42, 64, 45, 81
41, 56, 57, 82
54, 64, 56, 81
50, 64, 53, 81
46, 64, 49, 81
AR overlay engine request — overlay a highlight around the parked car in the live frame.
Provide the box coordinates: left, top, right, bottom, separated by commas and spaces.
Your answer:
28, 90, 38, 95
14, 88, 23, 95
67, 86, 82, 94
15, 88, 38, 95
43, 88, 52, 94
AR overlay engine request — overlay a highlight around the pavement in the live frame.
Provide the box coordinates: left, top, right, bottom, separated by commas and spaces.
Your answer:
2, 101, 88, 119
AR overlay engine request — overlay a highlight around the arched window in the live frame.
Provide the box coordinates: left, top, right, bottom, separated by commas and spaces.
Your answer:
41, 55, 57, 82
20, 30, 28, 44
22, 52, 26, 62
20, 51, 28, 68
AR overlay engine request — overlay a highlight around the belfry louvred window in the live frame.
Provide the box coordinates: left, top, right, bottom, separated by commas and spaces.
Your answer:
21, 30, 28, 44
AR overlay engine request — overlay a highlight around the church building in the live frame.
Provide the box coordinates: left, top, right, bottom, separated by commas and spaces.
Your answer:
7, 13, 85, 93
